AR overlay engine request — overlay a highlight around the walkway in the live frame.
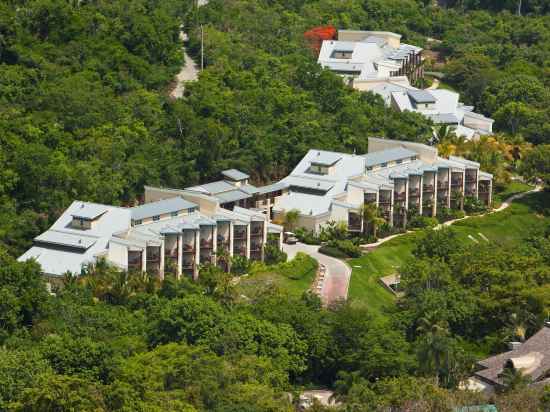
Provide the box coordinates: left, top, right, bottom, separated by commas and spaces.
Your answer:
283, 243, 351, 305
169, 0, 208, 98
169, 30, 199, 99
363, 186, 542, 249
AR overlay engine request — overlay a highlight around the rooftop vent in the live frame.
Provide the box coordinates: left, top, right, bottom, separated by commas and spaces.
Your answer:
508, 341, 522, 351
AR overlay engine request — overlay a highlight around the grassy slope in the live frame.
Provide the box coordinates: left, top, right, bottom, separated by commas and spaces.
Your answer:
236, 253, 318, 299
492, 181, 533, 207
348, 190, 548, 317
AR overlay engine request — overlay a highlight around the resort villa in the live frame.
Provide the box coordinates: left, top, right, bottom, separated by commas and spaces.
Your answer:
318, 30, 494, 140
271, 137, 493, 233
18, 138, 493, 281
18, 170, 286, 283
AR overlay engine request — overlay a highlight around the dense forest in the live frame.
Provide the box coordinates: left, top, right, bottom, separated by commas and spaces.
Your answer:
1, 0, 550, 410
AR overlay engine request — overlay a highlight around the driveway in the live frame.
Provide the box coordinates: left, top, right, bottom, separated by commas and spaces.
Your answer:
283, 243, 351, 305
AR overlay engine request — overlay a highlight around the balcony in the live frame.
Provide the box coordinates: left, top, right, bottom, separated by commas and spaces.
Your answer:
394, 192, 406, 201
250, 242, 262, 252
200, 238, 213, 249
128, 251, 142, 271
422, 184, 434, 193
234, 229, 247, 240
251, 228, 263, 237
233, 245, 247, 256
437, 181, 449, 189
465, 176, 477, 184
182, 258, 195, 270
409, 188, 420, 198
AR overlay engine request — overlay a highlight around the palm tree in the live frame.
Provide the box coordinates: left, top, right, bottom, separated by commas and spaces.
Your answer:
416, 315, 451, 385
360, 202, 385, 238
283, 209, 300, 232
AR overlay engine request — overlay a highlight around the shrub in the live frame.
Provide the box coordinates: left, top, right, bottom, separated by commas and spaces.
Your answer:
275, 253, 318, 281
294, 228, 321, 245
436, 207, 465, 223
230, 255, 251, 275
264, 244, 287, 265
318, 245, 348, 259
408, 215, 438, 229
464, 196, 488, 214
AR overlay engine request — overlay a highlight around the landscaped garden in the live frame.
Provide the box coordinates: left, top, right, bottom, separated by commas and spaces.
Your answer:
348, 190, 549, 318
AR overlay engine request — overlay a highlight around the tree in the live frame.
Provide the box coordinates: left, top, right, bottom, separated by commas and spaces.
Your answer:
360, 203, 385, 238
416, 315, 451, 385
520, 144, 550, 187
282, 209, 300, 232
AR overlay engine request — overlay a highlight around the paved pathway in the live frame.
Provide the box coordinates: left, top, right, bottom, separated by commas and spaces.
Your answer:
169, 0, 208, 98
363, 186, 542, 248
283, 243, 351, 305
169, 30, 199, 99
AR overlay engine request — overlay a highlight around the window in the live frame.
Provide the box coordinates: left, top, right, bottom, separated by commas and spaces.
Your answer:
366, 166, 373, 171
171, 211, 179, 217
396, 159, 402, 165
381, 163, 388, 168
153, 215, 160, 221
132, 219, 142, 226
411, 156, 417, 161
331, 50, 353, 59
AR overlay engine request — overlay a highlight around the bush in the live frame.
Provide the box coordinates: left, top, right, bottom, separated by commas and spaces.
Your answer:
318, 245, 348, 259
464, 196, 488, 214
408, 215, 438, 229
436, 207, 465, 223
264, 244, 287, 265
275, 253, 318, 281
294, 228, 321, 245
319, 240, 362, 258
230, 255, 251, 275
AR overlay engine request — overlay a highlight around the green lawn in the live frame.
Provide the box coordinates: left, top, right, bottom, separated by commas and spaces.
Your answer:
492, 181, 533, 208
348, 191, 548, 317
235, 253, 318, 300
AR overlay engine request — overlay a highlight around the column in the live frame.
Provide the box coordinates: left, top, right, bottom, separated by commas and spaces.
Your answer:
279, 231, 283, 251
159, 238, 165, 281
403, 178, 409, 229
141, 247, 147, 273
390, 189, 394, 227
262, 221, 267, 262
476, 170, 480, 200
212, 225, 217, 266
229, 221, 234, 258
246, 224, 251, 259
177, 234, 182, 279
419, 174, 423, 216
194, 230, 200, 281
461, 170, 466, 210
266, 198, 271, 222
447, 169, 452, 209
433, 172, 438, 217
489, 180, 493, 207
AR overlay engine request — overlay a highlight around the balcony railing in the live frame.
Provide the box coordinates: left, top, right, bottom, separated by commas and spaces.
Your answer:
234, 230, 247, 240
250, 243, 262, 252
409, 188, 420, 197
422, 184, 434, 193
394, 192, 406, 201
438, 181, 449, 188
233, 246, 247, 256
451, 179, 463, 187
465, 177, 477, 184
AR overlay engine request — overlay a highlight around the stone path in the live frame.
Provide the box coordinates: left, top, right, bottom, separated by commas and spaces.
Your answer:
283, 242, 351, 305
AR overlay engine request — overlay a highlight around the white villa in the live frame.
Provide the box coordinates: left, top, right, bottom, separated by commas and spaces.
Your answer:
318, 30, 494, 140
18, 170, 285, 283
272, 137, 492, 233
19, 138, 493, 280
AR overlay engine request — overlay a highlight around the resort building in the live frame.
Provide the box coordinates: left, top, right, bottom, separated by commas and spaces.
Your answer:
317, 30, 423, 87
272, 137, 493, 233
371, 83, 494, 140
464, 322, 550, 392
18, 141, 493, 279
318, 29, 493, 140
18, 170, 285, 282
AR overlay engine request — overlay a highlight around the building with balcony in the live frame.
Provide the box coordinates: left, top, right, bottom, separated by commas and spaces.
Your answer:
372, 85, 494, 140
272, 137, 492, 234
19, 190, 283, 282
318, 30, 423, 87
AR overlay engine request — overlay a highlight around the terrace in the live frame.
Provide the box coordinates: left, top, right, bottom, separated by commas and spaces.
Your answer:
127, 250, 143, 272
146, 245, 161, 274
348, 212, 362, 232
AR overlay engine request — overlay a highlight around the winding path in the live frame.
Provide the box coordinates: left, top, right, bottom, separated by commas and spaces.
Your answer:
169, 0, 209, 98
283, 243, 351, 305
364, 186, 542, 249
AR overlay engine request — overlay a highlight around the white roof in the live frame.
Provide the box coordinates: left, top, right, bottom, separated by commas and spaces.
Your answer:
18, 201, 131, 276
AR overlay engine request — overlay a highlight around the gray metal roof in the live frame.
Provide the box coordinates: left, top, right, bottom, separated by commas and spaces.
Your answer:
286, 175, 335, 192
240, 184, 259, 195
215, 189, 251, 204
256, 181, 289, 195
428, 113, 460, 124
131, 197, 197, 221
408, 90, 436, 104
449, 155, 480, 168
363, 147, 417, 167
71, 203, 108, 220
187, 180, 235, 195
35, 230, 97, 250
309, 151, 343, 166
222, 169, 249, 181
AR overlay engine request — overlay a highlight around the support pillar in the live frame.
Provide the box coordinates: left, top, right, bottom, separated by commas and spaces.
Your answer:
212, 225, 217, 266
447, 169, 452, 209
177, 234, 182, 279
433, 172, 438, 217
141, 247, 147, 273
159, 238, 165, 281
246, 224, 251, 259
194, 230, 200, 281
419, 174, 423, 216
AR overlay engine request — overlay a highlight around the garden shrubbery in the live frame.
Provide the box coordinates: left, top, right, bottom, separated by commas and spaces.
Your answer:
464, 196, 488, 214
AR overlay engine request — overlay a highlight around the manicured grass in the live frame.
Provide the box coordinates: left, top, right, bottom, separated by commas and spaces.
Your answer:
348, 191, 548, 317
235, 253, 318, 299
492, 181, 534, 208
